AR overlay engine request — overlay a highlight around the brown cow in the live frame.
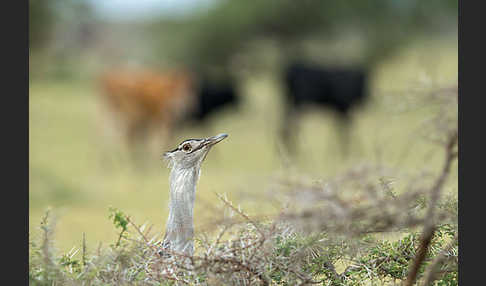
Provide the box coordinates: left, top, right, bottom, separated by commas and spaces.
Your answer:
99, 68, 196, 160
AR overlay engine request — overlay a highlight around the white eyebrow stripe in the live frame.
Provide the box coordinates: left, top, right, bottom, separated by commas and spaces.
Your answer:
180, 139, 199, 145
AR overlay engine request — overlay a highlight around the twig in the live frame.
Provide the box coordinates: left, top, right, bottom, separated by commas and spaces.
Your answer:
82, 232, 87, 267
404, 131, 457, 286
421, 234, 458, 286
216, 193, 265, 237
126, 216, 151, 246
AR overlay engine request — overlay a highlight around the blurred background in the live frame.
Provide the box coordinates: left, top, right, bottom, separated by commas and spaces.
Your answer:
29, 0, 457, 253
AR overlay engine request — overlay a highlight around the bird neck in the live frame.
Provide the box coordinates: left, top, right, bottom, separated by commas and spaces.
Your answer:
164, 165, 201, 255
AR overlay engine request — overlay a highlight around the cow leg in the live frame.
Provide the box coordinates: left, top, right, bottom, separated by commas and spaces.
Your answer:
161, 125, 174, 154
280, 105, 300, 156
336, 113, 352, 159
126, 119, 149, 168
158, 115, 176, 151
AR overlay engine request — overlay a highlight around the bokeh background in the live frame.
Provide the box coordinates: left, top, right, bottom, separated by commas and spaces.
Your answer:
29, 0, 458, 253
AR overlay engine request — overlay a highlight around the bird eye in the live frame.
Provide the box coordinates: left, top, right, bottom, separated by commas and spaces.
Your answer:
182, 143, 192, 152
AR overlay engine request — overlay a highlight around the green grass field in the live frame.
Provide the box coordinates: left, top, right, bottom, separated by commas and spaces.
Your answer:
29, 37, 457, 254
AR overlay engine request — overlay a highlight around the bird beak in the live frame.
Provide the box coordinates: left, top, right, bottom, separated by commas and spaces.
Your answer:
204, 133, 228, 147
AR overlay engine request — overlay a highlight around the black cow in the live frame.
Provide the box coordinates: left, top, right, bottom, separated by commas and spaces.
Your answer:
281, 62, 369, 156
186, 76, 240, 124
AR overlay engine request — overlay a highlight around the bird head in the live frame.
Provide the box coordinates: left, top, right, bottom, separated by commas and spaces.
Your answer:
163, 133, 228, 169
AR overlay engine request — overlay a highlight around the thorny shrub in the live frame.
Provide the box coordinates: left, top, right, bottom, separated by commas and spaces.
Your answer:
29, 85, 458, 285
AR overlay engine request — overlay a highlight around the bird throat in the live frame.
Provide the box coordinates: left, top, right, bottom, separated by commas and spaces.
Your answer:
163, 164, 201, 256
